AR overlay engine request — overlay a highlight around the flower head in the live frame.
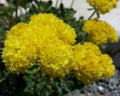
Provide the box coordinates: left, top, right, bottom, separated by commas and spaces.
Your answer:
38, 39, 73, 77
87, 0, 117, 14
30, 13, 76, 45
83, 19, 118, 45
73, 42, 115, 84
2, 23, 37, 72
99, 54, 115, 78
2, 13, 75, 77
73, 42, 102, 84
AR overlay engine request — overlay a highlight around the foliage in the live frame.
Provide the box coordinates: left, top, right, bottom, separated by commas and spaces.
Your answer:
0, 0, 118, 96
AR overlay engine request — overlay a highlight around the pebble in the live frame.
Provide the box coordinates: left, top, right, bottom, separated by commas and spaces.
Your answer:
64, 69, 120, 96
98, 86, 104, 91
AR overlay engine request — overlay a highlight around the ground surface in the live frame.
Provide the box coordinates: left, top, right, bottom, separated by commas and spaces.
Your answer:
65, 69, 120, 96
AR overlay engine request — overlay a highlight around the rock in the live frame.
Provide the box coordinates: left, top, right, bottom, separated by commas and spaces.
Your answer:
98, 86, 104, 91
97, 86, 106, 95
108, 78, 117, 90
105, 40, 120, 69
113, 52, 120, 69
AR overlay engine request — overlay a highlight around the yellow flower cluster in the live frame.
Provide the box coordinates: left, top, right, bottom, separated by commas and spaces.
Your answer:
2, 23, 37, 72
99, 54, 115, 78
83, 19, 118, 45
2, 13, 76, 77
73, 42, 115, 84
2, 13, 116, 83
87, 0, 117, 14
30, 13, 76, 45
38, 40, 73, 77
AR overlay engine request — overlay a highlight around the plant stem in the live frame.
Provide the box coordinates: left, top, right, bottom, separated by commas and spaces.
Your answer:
70, 0, 75, 8
88, 10, 96, 20
55, 0, 59, 7
96, 10, 100, 18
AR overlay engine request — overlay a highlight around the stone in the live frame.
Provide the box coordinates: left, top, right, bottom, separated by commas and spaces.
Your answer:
97, 86, 106, 95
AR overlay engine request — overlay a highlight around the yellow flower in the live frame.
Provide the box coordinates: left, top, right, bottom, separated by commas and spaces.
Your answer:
87, 0, 117, 14
73, 42, 115, 84
73, 42, 102, 84
83, 19, 118, 45
30, 13, 76, 45
2, 23, 37, 72
38, 39, 73, 77
2, 13, 116, 82
99, 54, 115, 78
2, 13, 75, 77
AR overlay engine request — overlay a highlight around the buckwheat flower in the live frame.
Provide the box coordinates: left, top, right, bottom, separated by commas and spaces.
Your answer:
2, 23, 37, 72
28, 22, 74, 77
99, 54, 115, 78
73, 42, 103, 84
73, 42, 116, 84
2, 13, 76, 76
83, 19, 118, 45
87, 0, 117, 14
30, 13, 76, 45
38, 39, 73, 77
28, 14, 75, 77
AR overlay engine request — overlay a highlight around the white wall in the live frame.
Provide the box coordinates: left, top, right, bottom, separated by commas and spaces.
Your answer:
1, 0, 120, 37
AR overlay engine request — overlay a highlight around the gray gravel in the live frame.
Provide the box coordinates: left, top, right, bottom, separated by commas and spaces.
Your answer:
65, 69, 120, 96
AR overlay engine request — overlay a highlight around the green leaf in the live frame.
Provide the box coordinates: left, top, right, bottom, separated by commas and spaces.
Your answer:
0, 5, 6, 15
25, 68, 38, 75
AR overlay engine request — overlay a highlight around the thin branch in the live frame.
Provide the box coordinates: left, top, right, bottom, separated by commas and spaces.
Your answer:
88, 10, 96, 20
96, 10, 100, 18
70, 0, 75, 8
55, 0, 59, 7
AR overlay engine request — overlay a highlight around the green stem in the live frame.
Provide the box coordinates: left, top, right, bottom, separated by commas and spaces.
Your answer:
88, 10, 96, 20
55, 0, 59, 7
96, 10, 100, 18
70, 0, 75, 8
